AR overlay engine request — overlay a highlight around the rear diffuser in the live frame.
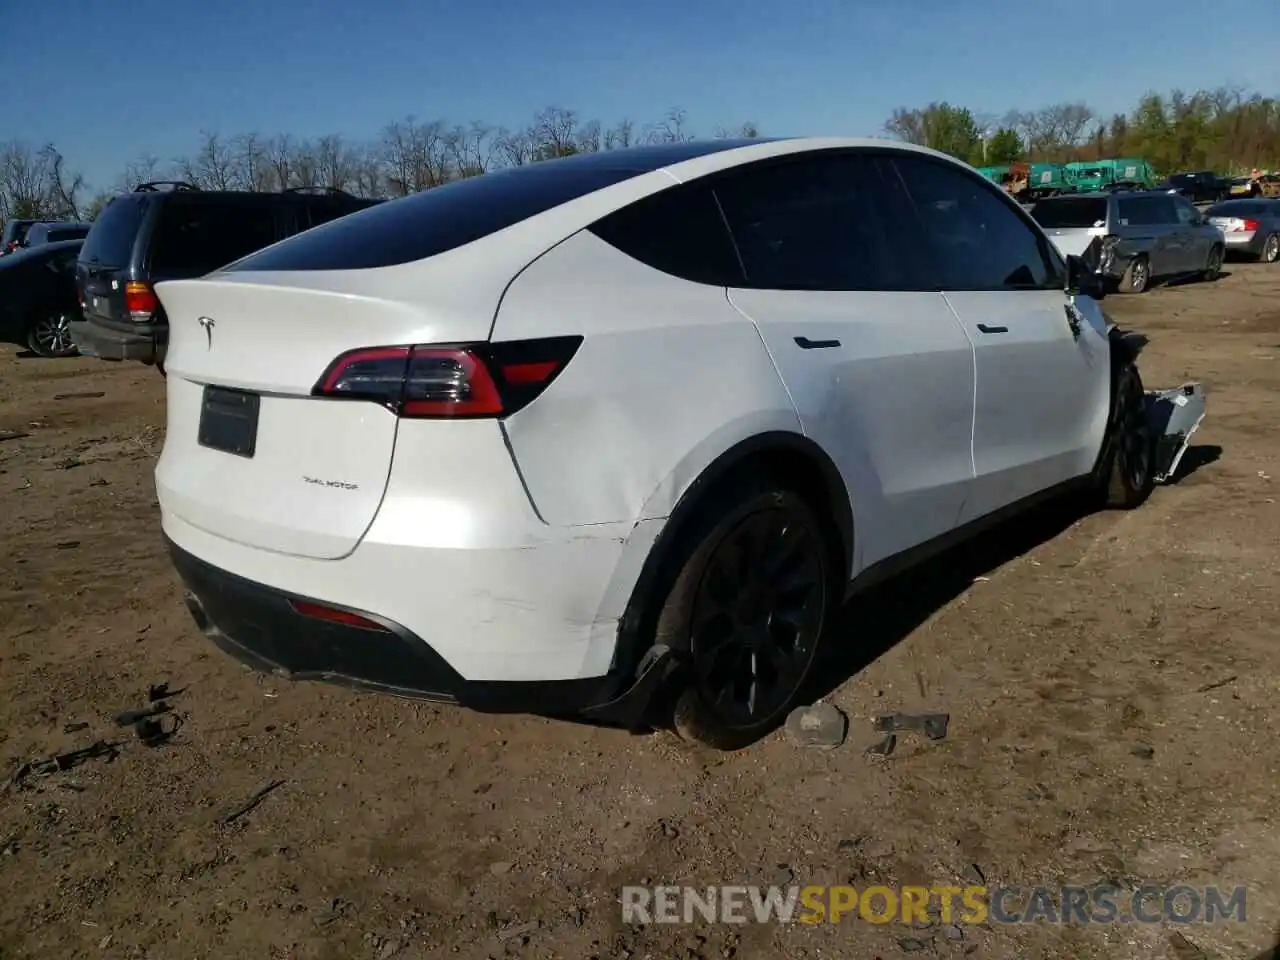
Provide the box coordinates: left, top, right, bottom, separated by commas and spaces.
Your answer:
1145, 382, 1205, 483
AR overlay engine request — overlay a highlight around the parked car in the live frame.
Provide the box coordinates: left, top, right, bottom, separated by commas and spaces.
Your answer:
1203, 199, 1280, 262
152, 137, 1192, 750
1, 218, 39, 255
0, 239, 83, 357
70, 182, 381, 370
21, 221, 94, 248
1158, 171, 1229, 204
1028, 191, 1224, 294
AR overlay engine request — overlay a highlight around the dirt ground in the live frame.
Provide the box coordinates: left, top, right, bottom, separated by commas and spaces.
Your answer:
2, 265, 1279, 960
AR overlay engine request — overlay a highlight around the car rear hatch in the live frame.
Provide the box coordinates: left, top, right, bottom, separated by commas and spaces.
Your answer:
153, 270, 501, 560
76, 196, 151, 326
1030, 196, 1110, 258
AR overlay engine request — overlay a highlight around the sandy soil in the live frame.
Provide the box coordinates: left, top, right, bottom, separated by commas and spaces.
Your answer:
1, 264, 1278, 960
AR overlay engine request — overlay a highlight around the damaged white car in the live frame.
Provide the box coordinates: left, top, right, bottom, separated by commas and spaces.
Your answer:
151, 138, 1206, 751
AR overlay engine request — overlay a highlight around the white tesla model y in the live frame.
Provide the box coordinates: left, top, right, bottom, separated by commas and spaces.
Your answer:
154, 137, 1169, 750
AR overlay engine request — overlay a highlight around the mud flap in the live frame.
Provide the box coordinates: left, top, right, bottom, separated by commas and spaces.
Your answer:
1145, 383, 1206, 483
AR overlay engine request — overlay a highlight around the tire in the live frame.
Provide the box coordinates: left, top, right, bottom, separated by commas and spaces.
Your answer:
25, 309, 79, 358
1092, 360, 1156, 510
659, 477, 836, 751
1118, 255, 1149, 294
1202, 244, 1223, 282
1261, 233, 1280, 264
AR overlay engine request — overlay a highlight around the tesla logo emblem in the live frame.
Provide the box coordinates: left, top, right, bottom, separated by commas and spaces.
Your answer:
198, 316, 215, 349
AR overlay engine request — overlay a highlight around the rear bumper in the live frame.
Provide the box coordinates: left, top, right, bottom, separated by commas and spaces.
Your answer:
69, 315, 166, 363
162, 507, 674, 727
169, 536, 666, 720
1222, 231, 1261, 254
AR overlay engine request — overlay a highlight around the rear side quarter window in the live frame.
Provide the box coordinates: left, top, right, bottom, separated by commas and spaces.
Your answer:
149, 199, 279, 274
587, 183, 743, 286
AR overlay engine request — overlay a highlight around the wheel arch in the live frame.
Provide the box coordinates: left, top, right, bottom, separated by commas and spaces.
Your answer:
611, 430, 854, 678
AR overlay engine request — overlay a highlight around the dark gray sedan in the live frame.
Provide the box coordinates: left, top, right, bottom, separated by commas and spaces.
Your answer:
1203, 199, 1280, 262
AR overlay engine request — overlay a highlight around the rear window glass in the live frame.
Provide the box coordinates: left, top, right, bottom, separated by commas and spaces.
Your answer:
46, 227, 89, 243
150, 199, 278, 273
80, 199, 146, 266
1206, 202, 1267, 217
1029, 198, 1108, 229
227, 164, 640, 272
224, 142, 763, 272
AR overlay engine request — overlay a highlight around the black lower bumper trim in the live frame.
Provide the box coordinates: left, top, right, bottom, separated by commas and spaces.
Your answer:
165, 537, 666, 729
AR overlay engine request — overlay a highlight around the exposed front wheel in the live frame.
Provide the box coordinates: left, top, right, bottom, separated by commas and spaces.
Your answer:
1118, 255, 1149, 294
660, 480, 835, 751
1095, 362, 1156, 509
26, 310, 79, 358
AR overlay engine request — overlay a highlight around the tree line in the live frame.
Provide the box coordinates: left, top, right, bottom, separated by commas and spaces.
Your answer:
0, 106, 759, 227
885, 86, 1280, 175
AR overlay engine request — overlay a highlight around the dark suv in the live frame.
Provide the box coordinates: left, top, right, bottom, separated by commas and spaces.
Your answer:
70, 182, 380, 367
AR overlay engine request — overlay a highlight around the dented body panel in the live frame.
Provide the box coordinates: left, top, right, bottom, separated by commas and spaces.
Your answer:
1146, 383, 1207, 482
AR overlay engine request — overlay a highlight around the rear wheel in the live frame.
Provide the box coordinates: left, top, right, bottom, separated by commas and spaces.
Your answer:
1261, 233, 1280, 264
1118, 255, 1149, 294
660, 479, 835, 751
25, 309, 78, 358
1202, 244, 1224, 281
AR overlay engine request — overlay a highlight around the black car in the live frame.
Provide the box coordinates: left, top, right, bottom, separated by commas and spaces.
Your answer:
22, 221, 94, 248
0, 239, 84, 357
70, 182, 381, 368
1, 218, 40, 255
1158, 171, 1229, 204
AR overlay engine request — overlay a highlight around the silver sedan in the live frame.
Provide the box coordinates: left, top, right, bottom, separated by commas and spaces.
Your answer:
1203, 199, 1280, 262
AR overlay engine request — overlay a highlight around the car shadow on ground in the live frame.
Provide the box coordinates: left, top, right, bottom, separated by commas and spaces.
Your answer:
800, 445, 1223, 709
1158, 270, 1233, 289
800, 495, 1086, 708
1167, 443, 1222, 482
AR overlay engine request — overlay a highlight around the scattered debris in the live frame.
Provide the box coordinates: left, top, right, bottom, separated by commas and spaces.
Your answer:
497, 920, 539, 941
114, 702, 170, 727
1131, 744, 1156, 760
657, 819, 680, 840
1167, 930, 1210, 960
897, 935, 931, 952
221, 779, 286, 825
489, 861, 514, 876
1195, 675, 1237, 694
963, 863, 986, 884
770, 865, 794, 886
785, 702, 848, 748
0, 430, 29, 443
135, 715, 182, 747
55, 540, 81, 550
866, 733, 897, 757
873, 712, 950, 741
53, 391, 106, 400
89, 478, 110, 487
6, 740, 121, 791
942, 923, 965, 941
55, 457, 83, 470
63, 722, 89, 734
148, 682, 184, 702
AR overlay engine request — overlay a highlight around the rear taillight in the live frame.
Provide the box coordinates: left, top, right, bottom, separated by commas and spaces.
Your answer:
313, 336, 582, 419
124, 281, 159, 321
1243, 219, 1261, 233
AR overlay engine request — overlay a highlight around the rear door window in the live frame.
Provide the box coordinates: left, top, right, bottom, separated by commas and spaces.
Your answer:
149, 198, 279, 273
712, 152, 920, 291
80, 198, 147, 266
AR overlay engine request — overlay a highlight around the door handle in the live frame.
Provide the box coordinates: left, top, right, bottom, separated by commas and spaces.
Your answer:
976, 324, 1008, 334
794, 336, 841, 349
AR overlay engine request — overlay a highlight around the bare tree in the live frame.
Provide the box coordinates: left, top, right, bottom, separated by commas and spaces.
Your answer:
232, 133, 274, 191
447, 122, 497, 178
268, 135, 297, 191
645, 107, 692, 144
574, 119, 602, 154
314, 134, 355, 191
603, 119, 635, 151
0, 140, 86, 220
495, 126, 536, 167
531, 107, 580, 159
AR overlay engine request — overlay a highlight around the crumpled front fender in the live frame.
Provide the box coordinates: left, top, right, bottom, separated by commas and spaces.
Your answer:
1146, 383, 1207, 483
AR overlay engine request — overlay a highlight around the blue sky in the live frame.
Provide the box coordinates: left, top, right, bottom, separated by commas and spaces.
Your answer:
4, 0, 1277, 191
